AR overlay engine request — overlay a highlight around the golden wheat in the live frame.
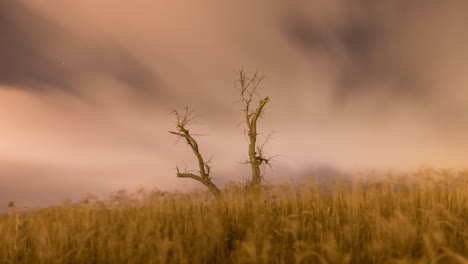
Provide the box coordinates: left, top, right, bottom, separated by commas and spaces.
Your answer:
1, 169, 467, 263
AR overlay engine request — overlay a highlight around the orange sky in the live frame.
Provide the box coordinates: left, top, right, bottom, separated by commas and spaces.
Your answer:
1, 1, 467, 211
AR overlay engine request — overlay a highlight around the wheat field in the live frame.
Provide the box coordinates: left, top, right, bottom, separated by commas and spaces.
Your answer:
1, 168, 467, 264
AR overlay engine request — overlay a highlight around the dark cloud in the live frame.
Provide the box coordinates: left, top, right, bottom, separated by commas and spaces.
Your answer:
0, 2, 69, 92
0, 1, 161, 100
1, 1, 467, 211
281, 1, 429, 104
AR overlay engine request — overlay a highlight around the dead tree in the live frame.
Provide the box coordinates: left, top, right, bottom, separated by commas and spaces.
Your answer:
169, 108, 223, 202
237, 68, 271, 193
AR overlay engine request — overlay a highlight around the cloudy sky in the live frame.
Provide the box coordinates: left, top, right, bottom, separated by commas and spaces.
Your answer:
1, 1, 467, 210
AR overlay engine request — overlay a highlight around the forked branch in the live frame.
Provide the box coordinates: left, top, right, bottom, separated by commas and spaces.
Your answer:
169, 108, 222, 201
237, 68, 271, 192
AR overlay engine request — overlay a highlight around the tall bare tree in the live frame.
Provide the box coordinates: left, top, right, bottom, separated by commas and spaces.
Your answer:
237, 68, 271, 193
169, 108, 223, 202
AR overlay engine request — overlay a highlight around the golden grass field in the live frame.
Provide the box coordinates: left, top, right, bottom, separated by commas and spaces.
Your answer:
1, 168, 467, 263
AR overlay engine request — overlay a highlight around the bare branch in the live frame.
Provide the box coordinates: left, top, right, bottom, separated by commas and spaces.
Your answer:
177, 172, 202, 181
237, 69, 272, 194
258, 130, 276, 152
169, 108, 222, 201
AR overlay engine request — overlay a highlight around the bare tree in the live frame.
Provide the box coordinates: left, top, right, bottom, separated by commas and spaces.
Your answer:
169, 108, 223, 202
237, 68, 271, 193
169, 68, 273, 200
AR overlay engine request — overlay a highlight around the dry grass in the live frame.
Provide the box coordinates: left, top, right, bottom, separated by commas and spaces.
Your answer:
1, 168, 467, 263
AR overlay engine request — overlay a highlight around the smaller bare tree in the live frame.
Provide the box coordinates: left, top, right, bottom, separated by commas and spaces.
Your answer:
169, 108, 223, 202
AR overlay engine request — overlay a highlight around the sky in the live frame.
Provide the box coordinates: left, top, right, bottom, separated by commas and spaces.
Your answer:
1, 1, 467, 211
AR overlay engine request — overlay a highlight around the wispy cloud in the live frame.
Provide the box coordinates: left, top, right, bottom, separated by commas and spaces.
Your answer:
1, 0, 467, 209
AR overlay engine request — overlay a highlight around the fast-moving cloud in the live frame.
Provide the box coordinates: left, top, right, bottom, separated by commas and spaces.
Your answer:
0, 1, 161, 102
1, 0, 467, 211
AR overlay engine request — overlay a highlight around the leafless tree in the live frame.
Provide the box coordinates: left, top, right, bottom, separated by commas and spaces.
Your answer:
169, 68, 274, 200
169, 108, 223, 202
236, 68, 272, 193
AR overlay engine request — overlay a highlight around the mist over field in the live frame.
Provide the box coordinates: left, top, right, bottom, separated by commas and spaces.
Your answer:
1, 1, 468, 211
